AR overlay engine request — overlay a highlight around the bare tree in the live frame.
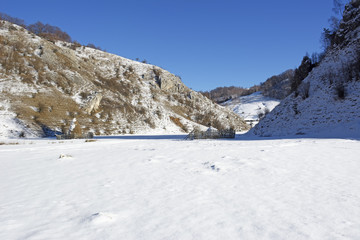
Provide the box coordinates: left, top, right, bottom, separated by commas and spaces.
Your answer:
332, 0, 345, 16
27, 21, 72, 42
0, 12, 25, 27
329, 0, 350, 31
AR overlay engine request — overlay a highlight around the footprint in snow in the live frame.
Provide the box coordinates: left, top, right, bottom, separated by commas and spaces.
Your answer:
86, 212, 117, 225
142, 148, 156, 151
202, 161, 220, 172
147, 155, 167, 163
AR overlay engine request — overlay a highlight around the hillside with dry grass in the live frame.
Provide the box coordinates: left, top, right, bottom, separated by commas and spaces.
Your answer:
0, 20, 248, 138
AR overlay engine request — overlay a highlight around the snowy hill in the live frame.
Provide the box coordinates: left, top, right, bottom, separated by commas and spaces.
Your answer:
221, 92, 280, 126
0, 21, 248, 138
251, 0, 360, 138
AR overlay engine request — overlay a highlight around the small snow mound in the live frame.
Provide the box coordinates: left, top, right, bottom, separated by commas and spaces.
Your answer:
87, 212, 117, 224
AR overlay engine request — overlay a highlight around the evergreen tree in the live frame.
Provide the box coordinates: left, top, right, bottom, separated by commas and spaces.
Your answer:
290, 56, 314, 94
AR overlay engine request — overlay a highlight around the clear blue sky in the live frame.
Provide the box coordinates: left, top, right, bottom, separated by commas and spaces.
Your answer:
2, 0, 335, 91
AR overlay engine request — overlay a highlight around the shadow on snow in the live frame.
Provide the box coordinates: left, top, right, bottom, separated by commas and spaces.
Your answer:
94, 133, 360, 141
94, 134, 187, 140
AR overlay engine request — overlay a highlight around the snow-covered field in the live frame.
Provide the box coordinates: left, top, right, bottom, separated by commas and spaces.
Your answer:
1, 135, 360, 239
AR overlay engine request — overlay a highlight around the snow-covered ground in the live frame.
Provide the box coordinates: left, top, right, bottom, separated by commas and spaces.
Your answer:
1, 135, 360, 239
222, 92, 280, 124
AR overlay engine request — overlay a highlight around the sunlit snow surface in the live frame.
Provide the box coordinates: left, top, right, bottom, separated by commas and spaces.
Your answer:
1, 135, 360, 239
222, 92, 280, 121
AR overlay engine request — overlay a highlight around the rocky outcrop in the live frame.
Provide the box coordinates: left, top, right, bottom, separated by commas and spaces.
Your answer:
84, 92, 102, 114
153, 68, 188, 93
334, 0, 360, 47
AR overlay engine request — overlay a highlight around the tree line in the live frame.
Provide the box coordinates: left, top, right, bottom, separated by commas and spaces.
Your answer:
200, 69, 294, 103
0, 12, 102, 50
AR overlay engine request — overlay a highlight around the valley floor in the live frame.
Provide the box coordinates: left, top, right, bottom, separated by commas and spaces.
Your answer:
0, 135, 360, 239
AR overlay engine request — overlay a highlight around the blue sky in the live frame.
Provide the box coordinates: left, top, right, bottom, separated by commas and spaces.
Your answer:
2, 0, 335, 91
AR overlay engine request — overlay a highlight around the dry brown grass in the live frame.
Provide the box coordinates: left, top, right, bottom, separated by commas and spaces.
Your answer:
167, 104, 192, 121
123, 67, 139, 81
94, 74, 132, 98
144, 117, 156, 129
169, 116, 188, 132
53, 48, 80, 72
0, 45, 23, 74
0, 142, 19, 145
13, 91, 86, 135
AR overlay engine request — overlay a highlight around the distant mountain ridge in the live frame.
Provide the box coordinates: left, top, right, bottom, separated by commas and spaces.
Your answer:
202, 69, 294, 104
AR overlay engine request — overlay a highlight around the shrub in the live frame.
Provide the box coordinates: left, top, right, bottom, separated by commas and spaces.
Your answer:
79, 92, 90, 100
290, 56, 314, 93
264, 107, 270, 115
69, 41, 81, 50
299, 82, 310, 99
144, 117, 156, 129
72, 124, 83, 136
123, 67, 138, 81
136, 106, 146, 115
257, 111, 265, 119
257, 107, 270, 120
335, 82, 345, 99
8, 25, 17, 31
86, 43, 102, 50
155, 110, 162, 118
293, 103, 300, 115
212, 119, 225, 131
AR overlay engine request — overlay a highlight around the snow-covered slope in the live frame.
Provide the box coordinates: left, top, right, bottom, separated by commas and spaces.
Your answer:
0, 21, 248, 138
222, 92, 280, 124
251, 0, 360, 137
0, 101, 36, 138
0, 137, 359, 239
